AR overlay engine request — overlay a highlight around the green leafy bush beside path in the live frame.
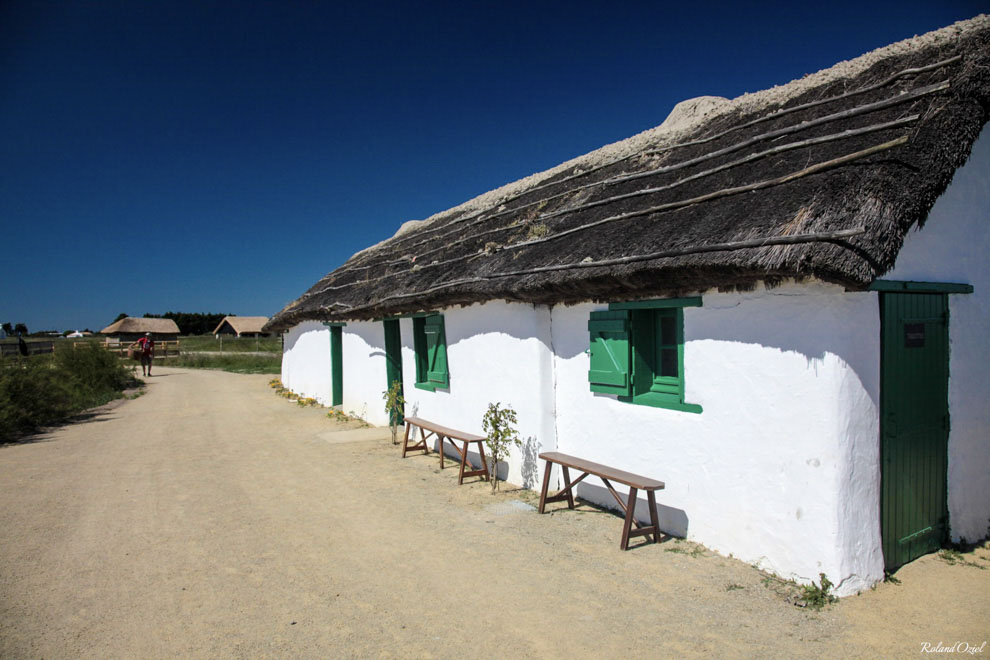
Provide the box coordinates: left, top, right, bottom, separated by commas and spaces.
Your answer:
0, 346, 138, 443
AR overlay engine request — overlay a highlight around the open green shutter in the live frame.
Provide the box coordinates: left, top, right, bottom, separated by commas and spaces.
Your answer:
424, 314, 449, 388
588, 310, 631, 396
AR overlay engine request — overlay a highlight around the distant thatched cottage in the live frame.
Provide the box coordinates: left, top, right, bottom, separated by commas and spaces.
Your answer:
267, 17, 990, 595
211, 316, 270, 338
100, 317, 180, 342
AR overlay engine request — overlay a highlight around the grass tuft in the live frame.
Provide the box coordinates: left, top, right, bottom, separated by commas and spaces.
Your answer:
160, 353, 280, 374
799, 573, 838, 610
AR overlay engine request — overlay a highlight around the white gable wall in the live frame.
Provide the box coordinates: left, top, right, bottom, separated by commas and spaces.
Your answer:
551, 283, 883, 595
333, 320, 389, 424
281, 321, 332, 405
884, 126, 990, 544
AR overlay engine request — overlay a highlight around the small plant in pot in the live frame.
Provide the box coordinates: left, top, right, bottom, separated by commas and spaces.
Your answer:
482, 402, 522, 493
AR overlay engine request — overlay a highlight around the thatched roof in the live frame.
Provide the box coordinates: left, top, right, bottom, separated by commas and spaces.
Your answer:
267, 16, 990, 331
212, 316, 270, 335
100, 317, 180, 335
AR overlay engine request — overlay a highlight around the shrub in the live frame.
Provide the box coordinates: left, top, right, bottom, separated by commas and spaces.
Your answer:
0, 346, 137, 442
0, 362, 77, 441
54, 344, 133, 402
382, 380, 404, 445
481, 402, 522, 493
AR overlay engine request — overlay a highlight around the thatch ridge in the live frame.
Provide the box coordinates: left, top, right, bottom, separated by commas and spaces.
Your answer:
267, 15, 990, 331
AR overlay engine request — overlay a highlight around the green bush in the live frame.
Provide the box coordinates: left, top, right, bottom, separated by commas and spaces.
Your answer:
0, 346, 137, 443
0, 362, 78, 440
54, 344, 134, 401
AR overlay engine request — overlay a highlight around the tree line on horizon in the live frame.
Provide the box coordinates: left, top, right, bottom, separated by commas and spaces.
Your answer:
137, 312, 231, 336
2, 323, 98, 337
108, 312, 231, 336
2, 322, 30, 336
5, 312, 238, 339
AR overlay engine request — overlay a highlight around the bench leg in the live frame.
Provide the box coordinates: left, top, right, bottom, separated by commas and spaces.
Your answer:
453, 440, 490, 484
620, 487, 639, 550
456, 439, 468, 484
539, 464, 589, 512
476, 441, 490, 482
402, 426, 430, 458
647, 490, 661, 544
561, 466, 575, 509
538, 460, 553, 513
401, 423, 413, 457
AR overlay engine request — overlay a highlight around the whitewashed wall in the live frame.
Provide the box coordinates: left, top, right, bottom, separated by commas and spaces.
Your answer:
885, 126, 990, 545
398, 302, 557, 488
336, 320, 388, 425
281, 321, 332, 405
550, 283, 883, 595
282, 290, 885, 594
276, 131, 987, 594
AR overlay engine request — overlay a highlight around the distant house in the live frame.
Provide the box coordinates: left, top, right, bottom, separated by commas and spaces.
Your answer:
211, 316, 270, 338
100, 317, 181, 342
267, 17, 990, 595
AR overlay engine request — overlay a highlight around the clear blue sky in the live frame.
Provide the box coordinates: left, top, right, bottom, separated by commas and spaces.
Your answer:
1, 1, 983, 332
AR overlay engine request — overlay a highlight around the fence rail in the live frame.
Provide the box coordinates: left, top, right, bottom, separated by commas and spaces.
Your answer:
1, 339, 183, 360
100, 340, 181, 359
0, 341, 55, 357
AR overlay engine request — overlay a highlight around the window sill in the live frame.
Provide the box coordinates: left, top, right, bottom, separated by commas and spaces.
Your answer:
414, 382, 449, 393
620, 392, 703, 414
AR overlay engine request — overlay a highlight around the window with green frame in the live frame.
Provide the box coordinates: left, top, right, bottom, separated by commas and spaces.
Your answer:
587, 297, 702, 413
412, 313, 449, 391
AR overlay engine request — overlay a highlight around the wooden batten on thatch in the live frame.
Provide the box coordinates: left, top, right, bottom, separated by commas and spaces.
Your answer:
212, 316, 270, 337
267, 16, 990, 331
100, 317, 181, 337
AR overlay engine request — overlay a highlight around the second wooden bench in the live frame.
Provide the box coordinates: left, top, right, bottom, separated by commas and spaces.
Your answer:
538, 451, 665, 550
402, 416, 491, 485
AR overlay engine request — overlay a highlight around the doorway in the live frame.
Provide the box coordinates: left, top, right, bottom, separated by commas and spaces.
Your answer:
879, 291, 949, 571
383, 319, 404, 426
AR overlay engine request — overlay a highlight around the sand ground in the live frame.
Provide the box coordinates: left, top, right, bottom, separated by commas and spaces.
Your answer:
1, 367, 987, 658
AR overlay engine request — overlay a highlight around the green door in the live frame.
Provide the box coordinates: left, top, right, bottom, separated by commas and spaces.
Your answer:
880, 292, 949, 571
383, 319, 404, 426
329, 325, 343, 407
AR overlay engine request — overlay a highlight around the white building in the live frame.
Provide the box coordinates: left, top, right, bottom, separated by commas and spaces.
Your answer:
267, 17, 990, 596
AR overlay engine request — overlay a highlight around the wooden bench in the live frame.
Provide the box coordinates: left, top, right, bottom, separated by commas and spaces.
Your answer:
402, 416, 491, 485
538, 452, 665, 550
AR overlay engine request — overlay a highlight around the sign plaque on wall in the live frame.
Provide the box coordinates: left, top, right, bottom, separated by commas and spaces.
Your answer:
904, 323, 926, 348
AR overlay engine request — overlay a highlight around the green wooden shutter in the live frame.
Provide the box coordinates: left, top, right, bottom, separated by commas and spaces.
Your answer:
588, 310, 631, 396
424, 314, 449, 388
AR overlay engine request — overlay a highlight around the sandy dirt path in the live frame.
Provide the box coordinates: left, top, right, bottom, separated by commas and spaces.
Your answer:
1, 367, 987, 658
